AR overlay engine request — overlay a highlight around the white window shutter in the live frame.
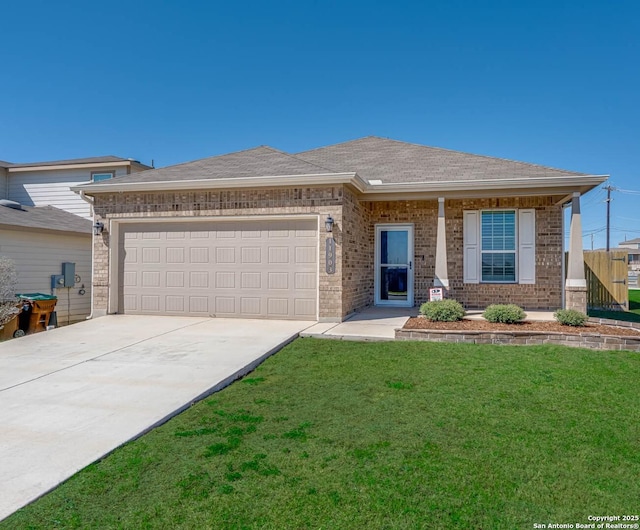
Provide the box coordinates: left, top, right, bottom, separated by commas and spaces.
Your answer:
463, 210, 479, 283
518, 209, 536, 284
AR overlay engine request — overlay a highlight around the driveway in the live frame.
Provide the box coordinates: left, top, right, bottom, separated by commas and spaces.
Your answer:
0, 315, 310, 521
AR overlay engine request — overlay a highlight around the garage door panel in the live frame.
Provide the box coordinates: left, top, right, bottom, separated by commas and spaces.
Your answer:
119, 220, 318, 320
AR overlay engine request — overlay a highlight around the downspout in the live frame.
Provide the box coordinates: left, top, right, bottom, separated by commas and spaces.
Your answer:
78, 190, 96, 319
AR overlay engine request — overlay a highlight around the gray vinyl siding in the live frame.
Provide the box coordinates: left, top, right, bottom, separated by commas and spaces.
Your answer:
0, 229, 92, 324
0, 167, 7, 199
7, 167, 129, 219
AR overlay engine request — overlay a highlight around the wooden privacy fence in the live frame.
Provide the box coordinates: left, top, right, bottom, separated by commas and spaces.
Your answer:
583, 250, 628, 311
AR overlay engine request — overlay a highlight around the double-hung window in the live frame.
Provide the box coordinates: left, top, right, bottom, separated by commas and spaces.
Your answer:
481, 210, 516, 282
463, 208, 536, 285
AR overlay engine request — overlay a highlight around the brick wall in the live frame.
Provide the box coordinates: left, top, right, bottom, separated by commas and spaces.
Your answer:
341, 188, 374, 315
354, 196, 563, 311
92, 186, 346, 321
446, 196, 563, 310
367, 200, 438, 307
92, 187, 565, 321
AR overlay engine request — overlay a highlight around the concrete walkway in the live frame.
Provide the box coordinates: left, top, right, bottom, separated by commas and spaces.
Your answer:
0, 315, 310, 522
302, 306, 417, 340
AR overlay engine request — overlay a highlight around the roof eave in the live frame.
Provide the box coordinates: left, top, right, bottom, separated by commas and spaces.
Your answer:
8, 160, 137, 172
72, 172, 366, 194
359, 175, 609, 201
72, 173, 608, 199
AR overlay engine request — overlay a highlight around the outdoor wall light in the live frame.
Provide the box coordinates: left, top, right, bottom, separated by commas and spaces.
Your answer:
93, 221, 104, 235
325, 215, 334, 233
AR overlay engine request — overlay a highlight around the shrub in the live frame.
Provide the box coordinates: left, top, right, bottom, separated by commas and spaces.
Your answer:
483, 304, 526, 324
554, 309, 588, 327
0, 257, 19, 328
419, 299, 465, 322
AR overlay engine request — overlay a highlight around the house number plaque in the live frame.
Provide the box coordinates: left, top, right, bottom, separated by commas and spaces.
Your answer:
326, 238, 336, 274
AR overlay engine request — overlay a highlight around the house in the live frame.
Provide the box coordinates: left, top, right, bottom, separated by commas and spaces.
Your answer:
73, 137, 607, 322
0, 157, 150, 324
1, 156, 150, 219
618, 238, 640, 272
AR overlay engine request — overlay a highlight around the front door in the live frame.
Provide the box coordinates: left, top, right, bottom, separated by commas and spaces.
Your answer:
375, 224, 414, 307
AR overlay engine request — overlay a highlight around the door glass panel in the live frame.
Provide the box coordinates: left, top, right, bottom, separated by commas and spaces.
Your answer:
380, 231, 408, 264
379, 266, 408, 301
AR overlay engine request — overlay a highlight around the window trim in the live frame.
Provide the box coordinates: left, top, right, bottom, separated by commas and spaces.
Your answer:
479, 208, 518, 284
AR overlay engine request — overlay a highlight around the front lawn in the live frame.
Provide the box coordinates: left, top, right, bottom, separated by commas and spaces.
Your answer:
3, 339, 639, 529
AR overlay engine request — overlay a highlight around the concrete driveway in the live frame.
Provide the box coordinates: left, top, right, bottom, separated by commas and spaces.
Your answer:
0, 315, 310, 521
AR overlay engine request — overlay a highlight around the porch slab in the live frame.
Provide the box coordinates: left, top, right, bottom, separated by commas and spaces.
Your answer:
301, 306, 416, 340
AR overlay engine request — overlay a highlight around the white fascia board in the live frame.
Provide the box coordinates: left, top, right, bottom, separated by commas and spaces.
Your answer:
8, 161, 133, 172
360, 175, 609, 198
71, 171, 608, 198
72, 172, 365, 194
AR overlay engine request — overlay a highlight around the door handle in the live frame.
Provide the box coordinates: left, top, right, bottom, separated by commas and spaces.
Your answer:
409, 261, 412, 270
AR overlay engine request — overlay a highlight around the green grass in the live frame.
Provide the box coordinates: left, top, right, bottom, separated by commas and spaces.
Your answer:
3, 339, 640, 529
588, 289, 640, 322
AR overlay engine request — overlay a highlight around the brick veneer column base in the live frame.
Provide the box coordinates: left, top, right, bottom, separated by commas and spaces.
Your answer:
565, 286, 587, 313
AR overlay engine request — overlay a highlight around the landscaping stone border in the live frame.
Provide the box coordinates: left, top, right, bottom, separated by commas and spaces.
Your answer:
587, 316, 640, 330
395, 328, 640, 351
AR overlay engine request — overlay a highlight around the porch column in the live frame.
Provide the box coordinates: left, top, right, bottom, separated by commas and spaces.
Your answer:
434, 197, 449, 291
565, 192, 587, 312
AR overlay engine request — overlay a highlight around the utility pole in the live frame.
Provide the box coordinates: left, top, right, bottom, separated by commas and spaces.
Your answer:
591, 233, 594, 251
604, 185, 615, 251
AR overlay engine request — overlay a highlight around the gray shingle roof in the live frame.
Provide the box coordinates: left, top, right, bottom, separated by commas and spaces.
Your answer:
6, 156, 135, 168
0, 160, 11, 168
77, 137, 593, 191
295, 136, 587, 184
0, 204, 91, 235
620, 237, 640, 244
82, 146, 338, 186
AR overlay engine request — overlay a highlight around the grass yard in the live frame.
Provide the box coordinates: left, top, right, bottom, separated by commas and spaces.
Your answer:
589, 288, 640, 322
3, 339, 639, 529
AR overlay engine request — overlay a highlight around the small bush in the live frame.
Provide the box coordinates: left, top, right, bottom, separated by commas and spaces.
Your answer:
0, 257, 19, 328
483, 304, 526, 324
420, 299, 465, 322
554, 309, 588, 327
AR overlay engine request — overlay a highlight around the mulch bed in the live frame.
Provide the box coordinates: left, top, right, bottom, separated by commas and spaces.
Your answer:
403, 317, 640, 337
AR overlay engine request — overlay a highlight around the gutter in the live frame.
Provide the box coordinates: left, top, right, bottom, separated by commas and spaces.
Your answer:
77, 190, 96, 320
71, 172, 365, 193
72, 173, 608, 198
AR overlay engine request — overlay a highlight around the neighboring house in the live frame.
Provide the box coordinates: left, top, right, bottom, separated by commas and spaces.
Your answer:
0, 156, 150, 219
0, 201, 92, 324
618, 238, 640, 272
74, 137, 607, 322
0, 156, 150, 324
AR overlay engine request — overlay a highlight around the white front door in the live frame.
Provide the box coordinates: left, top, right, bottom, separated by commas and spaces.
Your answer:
375, 224, 414, 307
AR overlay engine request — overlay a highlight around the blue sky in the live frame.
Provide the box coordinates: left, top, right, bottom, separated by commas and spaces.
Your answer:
1, 0, 638, 248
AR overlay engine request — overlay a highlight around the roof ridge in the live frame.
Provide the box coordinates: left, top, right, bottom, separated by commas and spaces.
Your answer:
263, 146, 339, 174
295, 136, 377, 155
130, 145, 277, 175
372, 137, 587, 175
298, 136, 587, 175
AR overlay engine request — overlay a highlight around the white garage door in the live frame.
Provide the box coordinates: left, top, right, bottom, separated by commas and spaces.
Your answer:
118, 219, 318, 320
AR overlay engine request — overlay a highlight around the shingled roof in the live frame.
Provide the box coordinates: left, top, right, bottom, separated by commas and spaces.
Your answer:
0, 203, 91, 235
91, 146, 338, 186
295, 136, 587, 184
79, 137, 591, 190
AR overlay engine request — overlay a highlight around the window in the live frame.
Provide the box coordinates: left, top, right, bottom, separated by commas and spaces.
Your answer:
481, 210, 516, 282
463, 208, 535, 285
91, 171, 114, 182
